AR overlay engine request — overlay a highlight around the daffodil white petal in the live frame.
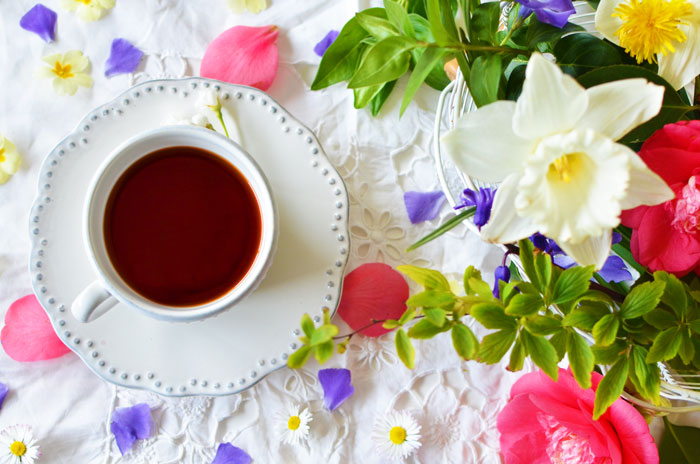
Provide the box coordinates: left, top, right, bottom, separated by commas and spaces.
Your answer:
578, 79, 664, 141
441, 100, 531, 183
657, 23, 700, 89
480, 174, 538, 243
620, 149, 675, 209
558, 229, 612, 270
512, 53, 588, 140
594, 0, 623, 44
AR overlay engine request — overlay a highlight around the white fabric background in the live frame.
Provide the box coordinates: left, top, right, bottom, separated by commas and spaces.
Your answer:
0, 0, 528, 462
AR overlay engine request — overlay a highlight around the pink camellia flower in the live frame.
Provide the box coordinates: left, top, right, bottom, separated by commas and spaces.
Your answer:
200, 25, 279, 91
497, 369, 658, 464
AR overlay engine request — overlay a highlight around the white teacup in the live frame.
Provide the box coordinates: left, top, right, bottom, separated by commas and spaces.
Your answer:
72, 125, 278, 323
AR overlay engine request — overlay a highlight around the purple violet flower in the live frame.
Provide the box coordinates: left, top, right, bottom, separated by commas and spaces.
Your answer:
598, 255, 633, 283
211, 443, 251, 464
110, 403, 153, 455
493, 265, 511, 299
0, 382, 8, 410
314, 30, 340, 57
404, 190, 446, 224
105, 38, 144, 77
517, 0, 576, 28
20, 4, 57, 43
319, 368, 354, 411
456, 187, 496, 229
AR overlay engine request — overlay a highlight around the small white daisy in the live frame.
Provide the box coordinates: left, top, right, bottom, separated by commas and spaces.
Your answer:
276, 404, 312, 445
372, 410, 422, 461
0, 425, 41, 464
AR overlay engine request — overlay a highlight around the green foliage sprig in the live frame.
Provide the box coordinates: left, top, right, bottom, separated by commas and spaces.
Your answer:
288, 239, 700, 419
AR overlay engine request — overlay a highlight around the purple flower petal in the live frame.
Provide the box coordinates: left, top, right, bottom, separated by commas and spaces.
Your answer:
110, 403, 153, 455
0, 382, 8, 410
211, 443, 251, 464
456, 187, 496, 228
598, 255, 633, 283
20, 4, 57, 43
493, 265, 511, 299
105, 38, 144, 77
319, 368, 354, 411
612, 232, 622, 245
516, 0, 575, 28
404, 190, 446, 224
314, 30, 340, 57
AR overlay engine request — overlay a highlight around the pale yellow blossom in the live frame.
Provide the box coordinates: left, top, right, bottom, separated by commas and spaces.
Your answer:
227, 0, 269, 14
37, 51, 93, 96
60, 0, 115, 22
0, 135, 21, 185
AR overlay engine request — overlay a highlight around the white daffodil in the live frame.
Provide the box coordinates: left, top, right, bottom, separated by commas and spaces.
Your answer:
595, 0, 700, 89
276, 404, 312, 445
0, 425, 41, 464
372, 410, 422, 461
441, 53, 674, 269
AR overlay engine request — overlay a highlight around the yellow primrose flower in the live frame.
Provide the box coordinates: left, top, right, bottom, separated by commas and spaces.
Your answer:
60, 0, 115, 22
37, 51, 93, 96
596, 0, 700, 89
0, 134, 21, 185
227, 0, 269, 14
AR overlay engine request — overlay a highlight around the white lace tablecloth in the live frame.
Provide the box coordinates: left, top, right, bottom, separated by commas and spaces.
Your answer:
0, 1, 528, 462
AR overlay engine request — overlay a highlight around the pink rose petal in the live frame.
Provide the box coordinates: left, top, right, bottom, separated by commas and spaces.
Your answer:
1, 295, 71, 362
200, 25, 279, 91
337, 263, 409, 337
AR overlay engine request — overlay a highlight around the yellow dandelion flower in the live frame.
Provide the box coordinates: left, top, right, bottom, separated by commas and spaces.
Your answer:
0, 134, 21, 185
37, 50, 93, 96
60, 0, 115, 22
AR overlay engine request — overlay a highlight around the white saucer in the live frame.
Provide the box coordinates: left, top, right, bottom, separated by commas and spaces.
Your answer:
28, 78, 350, 396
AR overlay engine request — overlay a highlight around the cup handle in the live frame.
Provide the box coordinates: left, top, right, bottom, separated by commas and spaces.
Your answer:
71, 281, 119, 323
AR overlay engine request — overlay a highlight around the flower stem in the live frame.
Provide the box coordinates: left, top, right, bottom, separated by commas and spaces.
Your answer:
500, 15, 524, 46
332, 317, 425, 341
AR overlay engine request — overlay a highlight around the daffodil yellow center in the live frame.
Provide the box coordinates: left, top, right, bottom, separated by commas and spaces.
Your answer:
288, 416, 301, 430
612, 0, 693, 64
9, 441, 26, 456
389, 426, 407, 445
547, 153, 585, 183
52, 62, 74, 79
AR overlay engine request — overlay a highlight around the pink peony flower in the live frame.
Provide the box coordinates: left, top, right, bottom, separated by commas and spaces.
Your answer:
497, 369, 658, 464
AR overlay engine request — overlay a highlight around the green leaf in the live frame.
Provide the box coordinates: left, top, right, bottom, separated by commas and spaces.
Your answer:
396, 328, 415, 368
385, 0, 415, 36
620, 280, 666, 319
310, 324, 339, 345
654, 271, 688, 319
629, 345, 661, 402
287, 345, 312, 368
567, 332, 594, 389
593, 357, 629, 419
500, 281, 520, 305
592, 313, 620, 347
314, 340, 335, 364
524, 315, 562, 336
471, 2, 501, 45
518, 239, 540, 291
562, 304, 610, 332
506, 293, 544, 317
397, 265, 451, 291
553, 34, 622, 78
399, 307, 417, 325
469, 54, 503, 107
526, 20, 584, 50
408, 13, 434, 42
425, 0, 458, 45
383, 319, 400, 329
680, 330, 696, 365
406, 208, 475, 251
690, 319, 700, 334
644, 308, 678, 330
479, 328, 517, 364
509, 335, 527, 371
423, 307, 447, 327
407, 290, 455, 308
592, 340, 627, 365
577, 65, 691, 144
301, 314, 315, 338
452, 323, 479, 360
647, 327, 682, 363
312, 16, 370, 90
401, 47, 447, 116
534, 251, 553, 294
522, 331, 559, 381
356, 11, 399, 41
505, 63, 526, 101
348, 36, 417, 88
659, 417, 700, 464
408, 318, 448, 338
369, 79, 397, 116
471, 302, 518, 329
549, 330, 569, 361
468, 277, 495, 298
463, 266, 482, 295
552, 265, 595, 305
354, 82, 385, 109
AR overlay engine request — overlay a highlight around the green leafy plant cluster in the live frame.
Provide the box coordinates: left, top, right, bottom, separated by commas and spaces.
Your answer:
288, 239, 700, 419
